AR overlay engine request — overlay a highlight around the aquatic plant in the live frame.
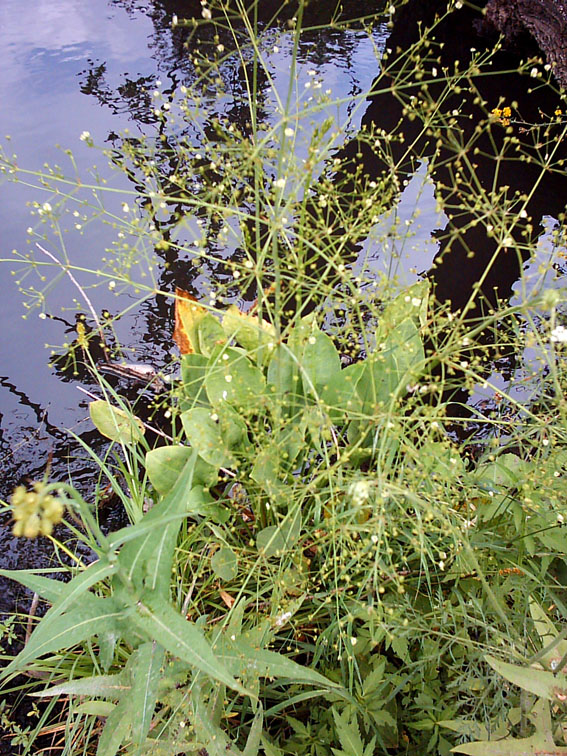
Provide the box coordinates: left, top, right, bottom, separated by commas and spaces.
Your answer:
2, 0, 567, 753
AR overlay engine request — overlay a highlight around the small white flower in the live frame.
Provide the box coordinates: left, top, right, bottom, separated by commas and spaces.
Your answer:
273, 177, 286, 189
80, 130, 91, 141
275, 611, 292, 627
349, 480, 372, 506
210, 412, 219, 422
108, 280, 116, 290
550, 325, 567, 343
273, 46, 279, 53
411, 297, 421, 307
530, 67, 539, 78
284, 127, 294, 137
225, 375, 233, 383
217, 44, 224, 52
202, 7, 212, 19
38, 312, 47, 320
122, 202, 129, 213
172, 14, 178, 26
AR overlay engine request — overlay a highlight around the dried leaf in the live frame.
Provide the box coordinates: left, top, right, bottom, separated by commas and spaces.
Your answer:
173, 288, 202, 355
219, 589, 235, 608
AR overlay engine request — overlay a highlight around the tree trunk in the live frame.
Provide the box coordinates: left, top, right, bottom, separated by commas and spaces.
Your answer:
484, 0, 567, 87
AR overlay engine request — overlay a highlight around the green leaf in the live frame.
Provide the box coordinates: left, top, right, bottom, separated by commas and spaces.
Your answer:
98, 630, 118, 672
1, 598, 124, 682
211, 547, 238, 581
267, 343, 302, 403
242, 703, 263, 756
221, 305, 275, 361
0, 569, 66, 605
130, 641, 165, 752
486, 654, 567, 702
145, 445, 193, 494
181, 407, 242, 468
145, 444, 218, 496
529, 599, 567, 671
40, 558, 117, 625
30, 670, 130, 699
451, 699, 567, 755
89, 400, 145, 444
377, 280, 429, 333
320, 367, 362, 421
474, 453, 530, 489
180, 353, 210, 408
75, 701, 116, 717
192, 684, 241, 756
332, 708, 365, 756
256, 510, 301, 558
114, 451, 198, 595
130, 594, 248, 696
219, 634, 336, 689
195, 314, 227, 357
251, 446, 288, 502
356, 350, 400, 411
96, 691, 132, 756
381, 316, 424, 381
299, 330, 341, 395
205, 346, 266, 411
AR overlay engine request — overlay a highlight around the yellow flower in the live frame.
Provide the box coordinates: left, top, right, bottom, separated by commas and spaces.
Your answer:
555, 108, 563, 116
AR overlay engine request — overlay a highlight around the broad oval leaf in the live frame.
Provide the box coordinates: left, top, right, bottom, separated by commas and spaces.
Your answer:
181, 407, 243, 468
89, 400, 145, 445
205, 346, 266, 412
211, 547, 238, 581
257, 511, 301, 558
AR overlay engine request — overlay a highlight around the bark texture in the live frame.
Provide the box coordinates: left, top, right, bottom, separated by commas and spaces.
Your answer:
484, 0, 567, 87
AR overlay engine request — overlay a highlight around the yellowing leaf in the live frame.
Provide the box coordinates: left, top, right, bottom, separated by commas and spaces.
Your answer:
173, 288, 206, 355
89, 400, 145, 444
173, 288, 226, 356
221, 304, 275, 358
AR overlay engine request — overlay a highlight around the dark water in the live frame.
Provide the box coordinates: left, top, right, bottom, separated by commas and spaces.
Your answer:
1, 0, 424, 611
1, 0, 566, 618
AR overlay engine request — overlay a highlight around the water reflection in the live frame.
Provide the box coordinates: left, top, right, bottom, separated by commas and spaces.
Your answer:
0, 0, 391, 601
2, 0, 566, 611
